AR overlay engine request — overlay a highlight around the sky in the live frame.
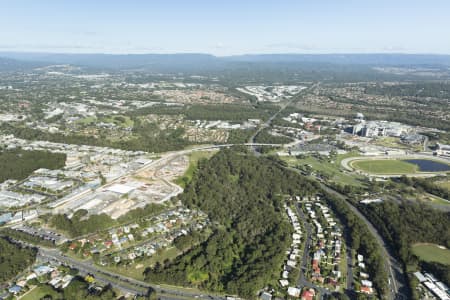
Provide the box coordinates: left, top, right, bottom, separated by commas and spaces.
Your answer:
0, 0, 449, 55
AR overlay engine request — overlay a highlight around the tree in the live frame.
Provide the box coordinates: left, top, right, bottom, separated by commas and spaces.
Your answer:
0, 237, 37, 282
144, 149, 318, 298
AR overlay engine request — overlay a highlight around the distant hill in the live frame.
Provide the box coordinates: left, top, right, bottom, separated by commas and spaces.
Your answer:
0, 52, 223, 71
1, 52, 450, 71
0, 56, 45, 72
226, 53, 450, 66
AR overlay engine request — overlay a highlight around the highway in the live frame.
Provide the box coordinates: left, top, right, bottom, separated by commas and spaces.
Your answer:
0, 78, 411, 299
0, 142, 284, 298
319, 183, 409, 300
284, 164, 407, 300
3, 134, 407, 299
38, 153, 406, 300
248, 83, 319, 154
248, 100, 292, 151
37, 247, 226, 299
12, 142, 287, 299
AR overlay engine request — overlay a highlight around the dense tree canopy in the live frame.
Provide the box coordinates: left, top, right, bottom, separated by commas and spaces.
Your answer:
49, 203, 164, 238
62, 278, 117, 300
254, 128, 293, 144
365, 82, 450, 99
0, 237, 36, 282
0, 148, 66, 183
0, 123, 190, 154
359, 200, 450, 293
144, 148, 318, 298
359, 200, 450, 262
398, 176, 449, 200
130, 103, 278, 122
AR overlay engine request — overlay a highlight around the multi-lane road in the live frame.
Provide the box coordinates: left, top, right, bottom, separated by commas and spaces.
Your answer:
37, 247, 226, 300
5, 137, 409, 299
284, 164, 407, 300
248, 83, 319, 154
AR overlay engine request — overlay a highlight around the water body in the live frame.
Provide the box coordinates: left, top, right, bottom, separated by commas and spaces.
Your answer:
404, 159, 450, 172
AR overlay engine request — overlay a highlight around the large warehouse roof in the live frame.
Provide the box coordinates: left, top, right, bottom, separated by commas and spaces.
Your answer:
105, 184, 136, 194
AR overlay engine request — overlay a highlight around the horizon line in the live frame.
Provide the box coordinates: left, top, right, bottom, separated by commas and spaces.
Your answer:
1, 50, 450, 57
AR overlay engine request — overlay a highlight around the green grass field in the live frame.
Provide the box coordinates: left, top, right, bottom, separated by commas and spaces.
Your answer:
175, 150, 217, 188
336, 151, 361, 165
281, 154, 364, 187
352, 159, 418, 174
412, 244, 450, 265
101, 247, 180, 280
371, 137, 422, 151
421, 193, 450, 206
75, 116, 96, 125
21, 285, 62, 300
76, 115, 134, 128
437, 180, 450, 191
101, 115, 134, 128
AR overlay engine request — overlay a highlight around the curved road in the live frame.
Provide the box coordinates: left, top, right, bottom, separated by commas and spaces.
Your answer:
284, 165, 407, 300
5, 135, 408, 299
341, 154, 450, 178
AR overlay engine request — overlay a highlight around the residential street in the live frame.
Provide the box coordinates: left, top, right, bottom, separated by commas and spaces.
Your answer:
284, 164, 407, 300
294, 202, 331, 299
345, 242, 353, 291
319, 182, 409, 300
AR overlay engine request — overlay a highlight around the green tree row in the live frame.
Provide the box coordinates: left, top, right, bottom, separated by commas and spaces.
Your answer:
49, 203, 165, 238
0, 237, 37, 283
0, 123, 191, 154
0, 228, 55, 247
254, 128, 293, 144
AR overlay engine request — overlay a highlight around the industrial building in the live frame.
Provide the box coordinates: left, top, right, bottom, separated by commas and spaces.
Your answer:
351, 121, 411, 137
436, 143, 450, 157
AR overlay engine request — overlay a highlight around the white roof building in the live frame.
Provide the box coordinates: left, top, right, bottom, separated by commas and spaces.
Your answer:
414, 272, 426, 282
361, 280, 373, 287
287, 287, 301, 297
105, 184, 136, 194
287, 260, 297, 267
279, 279, 289, 287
